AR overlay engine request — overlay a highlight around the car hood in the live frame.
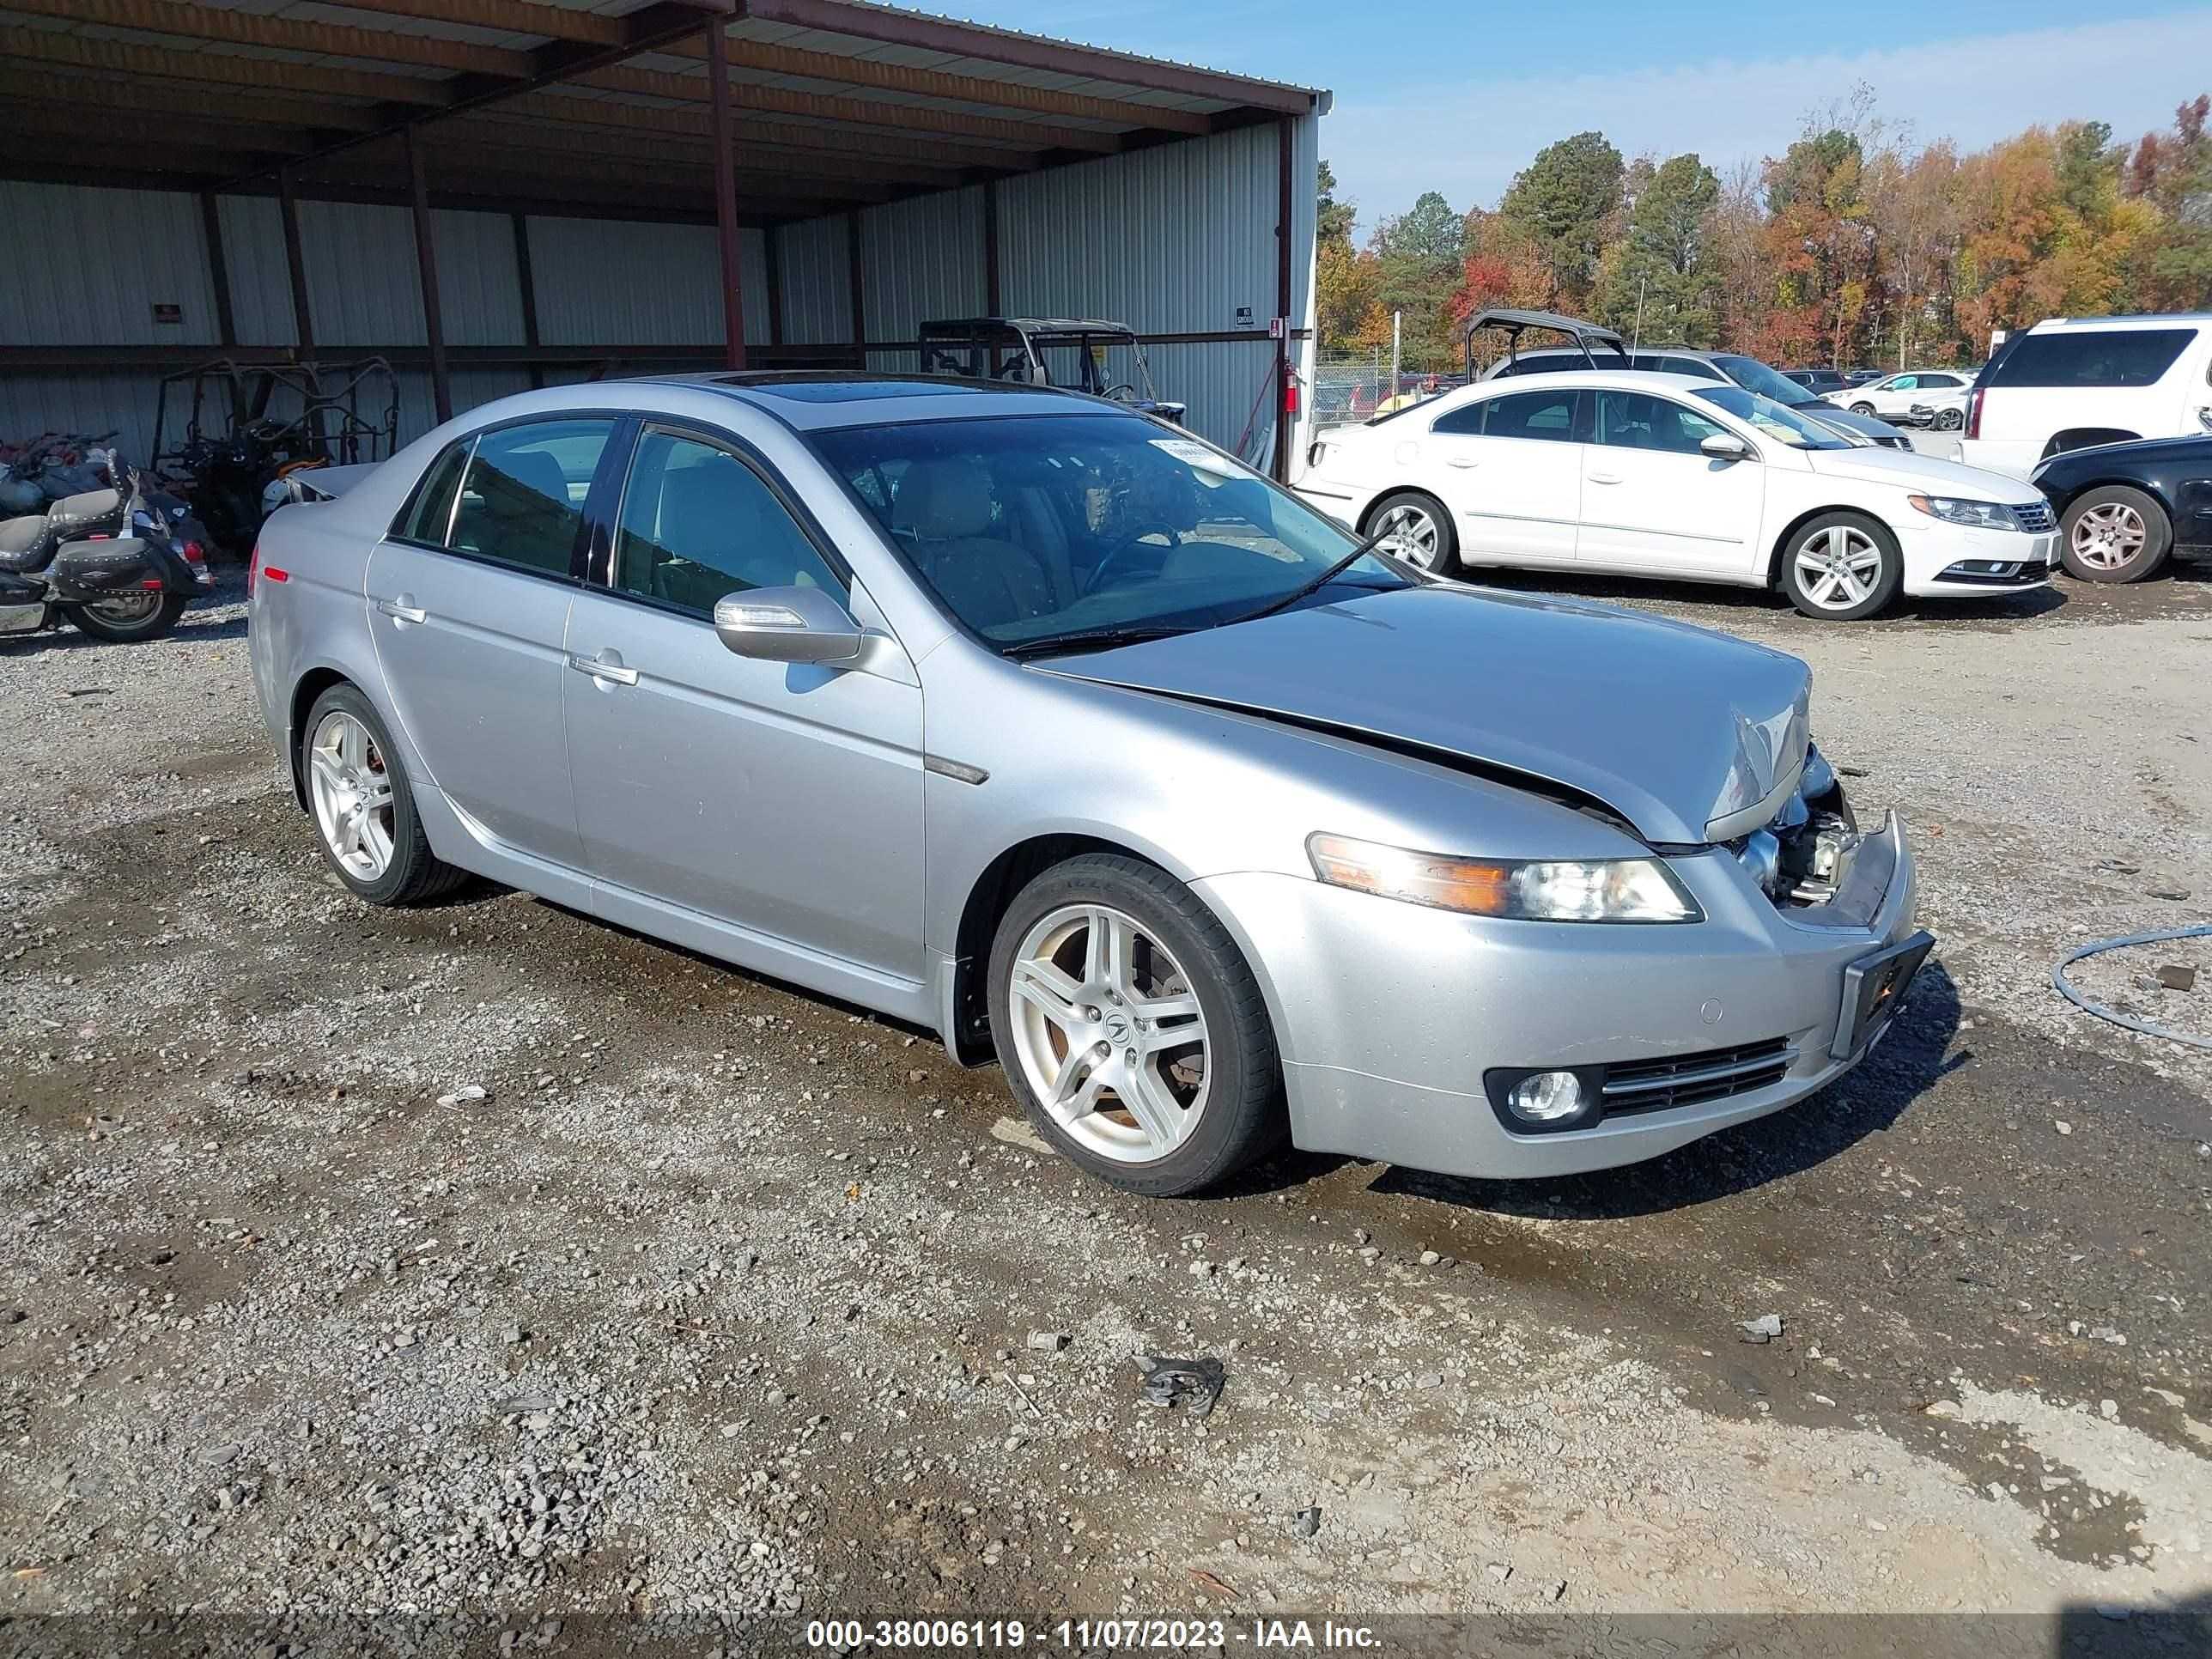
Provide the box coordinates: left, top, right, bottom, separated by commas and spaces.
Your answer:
1042, 584, 1812, 845
2036, 432, 2212, 475
1798, 404, 1905, 442
1803, 444, 2041, 499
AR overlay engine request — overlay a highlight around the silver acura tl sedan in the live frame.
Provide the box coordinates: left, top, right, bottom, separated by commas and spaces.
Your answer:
247, 374, 1930, 1197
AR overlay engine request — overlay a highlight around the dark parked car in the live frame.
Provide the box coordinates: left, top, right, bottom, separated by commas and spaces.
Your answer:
2031, 433, 2212, 582
1783, 368, 1856, 398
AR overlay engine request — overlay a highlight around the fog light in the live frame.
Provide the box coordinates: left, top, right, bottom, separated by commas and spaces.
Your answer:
1507, 1071, 1585, 1122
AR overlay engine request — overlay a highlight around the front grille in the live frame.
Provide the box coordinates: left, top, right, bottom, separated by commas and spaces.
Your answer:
1600, 1037, 1795, 1115
2013, 500, 2056, 533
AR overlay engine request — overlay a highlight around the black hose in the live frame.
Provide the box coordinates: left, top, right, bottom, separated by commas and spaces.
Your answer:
2051, 927, 2212, 1050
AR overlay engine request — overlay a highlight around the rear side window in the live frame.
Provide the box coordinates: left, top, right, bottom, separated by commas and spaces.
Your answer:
395, 441, 470, 544
1920, 373, 1960, 388
1482, 389, 1582, 442
1989, 328, 2195, 389
448, 419, 616, 576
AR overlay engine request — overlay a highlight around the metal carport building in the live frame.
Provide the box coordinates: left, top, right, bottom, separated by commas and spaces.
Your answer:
0, 0, 1328, 484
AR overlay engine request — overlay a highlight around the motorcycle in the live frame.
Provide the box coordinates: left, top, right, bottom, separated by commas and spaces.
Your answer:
0, 465, 214, 645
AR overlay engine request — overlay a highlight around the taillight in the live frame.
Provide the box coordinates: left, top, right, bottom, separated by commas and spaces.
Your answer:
1966, 387, 1984, 440
246, 541, 260, 592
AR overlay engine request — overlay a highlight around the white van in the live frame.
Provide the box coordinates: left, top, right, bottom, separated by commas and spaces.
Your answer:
1960, 314, 2212, 477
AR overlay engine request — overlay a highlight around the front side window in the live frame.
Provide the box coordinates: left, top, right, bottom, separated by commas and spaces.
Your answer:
1884, 375, 1917, 392
1483, 389, 1582, 442
612, 430, 842, 614
1690, 385, 1846, 450
1595, 391, 1728, 457
1990, 328, 2195, 389
812, 413, 1402, 650
448, 418, 614, 576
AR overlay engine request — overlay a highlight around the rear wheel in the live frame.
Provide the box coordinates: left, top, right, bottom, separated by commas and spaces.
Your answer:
988, 854, 1283, 1197
66, 592, 187, 642
301, 684, 468, 906
2059, 484, 2171, 583
1780, 512, 1903, 621
1932, 406, 1963, 432
1364, 490, 1458, 574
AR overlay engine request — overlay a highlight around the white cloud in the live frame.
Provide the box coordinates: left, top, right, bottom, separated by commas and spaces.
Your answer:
1325, 9, 2212, 230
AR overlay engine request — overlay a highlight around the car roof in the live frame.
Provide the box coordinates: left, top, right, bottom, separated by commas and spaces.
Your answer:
1457, 368, 1727, 397
630, 370, 1138, 431
2030, 313, 2212, 331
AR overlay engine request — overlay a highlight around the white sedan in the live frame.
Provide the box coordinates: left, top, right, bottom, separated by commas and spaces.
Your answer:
1295, 370, 2058, 619
1838, 368, 1977, 421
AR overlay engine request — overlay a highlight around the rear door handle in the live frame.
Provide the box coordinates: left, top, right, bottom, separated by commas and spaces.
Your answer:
569, 651, 639, 686
1587, 472, 1623, 485
1445, 456, 1480, 469
375, 596, 428, 623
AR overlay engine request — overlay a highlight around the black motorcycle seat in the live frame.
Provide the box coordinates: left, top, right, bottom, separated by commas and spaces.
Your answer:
0, 489, 126, 573
51, 487, 122, 523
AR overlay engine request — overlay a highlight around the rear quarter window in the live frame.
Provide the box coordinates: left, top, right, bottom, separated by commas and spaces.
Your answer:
1989, 328, 2197, 389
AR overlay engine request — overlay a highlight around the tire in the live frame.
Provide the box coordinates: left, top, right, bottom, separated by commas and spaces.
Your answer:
2058, 484, 2172, 584
66, 592, 187, 643
1932, 407, 1963, 432
987, 853, 1284, 1197
1850, 402, 1876, 416
1364, 489, 1459, 574
1779, 512, 1904, 621
300, 684, 469, 907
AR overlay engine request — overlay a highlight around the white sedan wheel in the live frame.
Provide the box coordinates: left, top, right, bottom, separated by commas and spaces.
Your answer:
1792, 524, 1886, 612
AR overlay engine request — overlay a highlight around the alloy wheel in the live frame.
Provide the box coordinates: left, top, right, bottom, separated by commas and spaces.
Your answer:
2069, 501, 2147, 572
1005, 902, 1211, 1164
82, 593, 162, 627
1792, 525, 1885, 611
308, 710, 397, 881
1373, 502, 1443, 569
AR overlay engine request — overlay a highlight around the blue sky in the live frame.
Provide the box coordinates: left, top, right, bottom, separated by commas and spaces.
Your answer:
933, 2, 2212, 237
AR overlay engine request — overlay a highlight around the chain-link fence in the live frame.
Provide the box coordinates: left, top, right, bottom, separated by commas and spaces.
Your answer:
1309, 348, 1471, 434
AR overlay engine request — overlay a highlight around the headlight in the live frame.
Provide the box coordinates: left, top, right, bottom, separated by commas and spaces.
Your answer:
1307, 833, 1702, 923
1908, 494, 2022, 532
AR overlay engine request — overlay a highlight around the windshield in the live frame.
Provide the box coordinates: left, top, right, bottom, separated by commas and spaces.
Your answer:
812, 414, 1408, 652
1690, 385, 1852, 449
1711, 354, 1821, 407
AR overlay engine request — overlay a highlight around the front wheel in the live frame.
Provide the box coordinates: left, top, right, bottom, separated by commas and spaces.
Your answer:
1364, 490, 1458, 574
1780, 513, 1903, 620
1850, 402, 1877, 416
2059, 484, 2172, 583
66, 592, 187, 643
988, 854, 1283, 1197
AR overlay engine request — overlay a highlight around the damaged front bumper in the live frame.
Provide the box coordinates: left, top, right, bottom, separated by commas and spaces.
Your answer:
1195, 800, 1926, 1182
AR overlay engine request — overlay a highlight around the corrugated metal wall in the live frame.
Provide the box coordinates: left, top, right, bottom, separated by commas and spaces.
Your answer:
2, 116, 1320, 465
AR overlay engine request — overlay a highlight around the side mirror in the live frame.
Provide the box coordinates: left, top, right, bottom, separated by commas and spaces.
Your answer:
713, 586, 863, 665
1701, 433, 1753, 463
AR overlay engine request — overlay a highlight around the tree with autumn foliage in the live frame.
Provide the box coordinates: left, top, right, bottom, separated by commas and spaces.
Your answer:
1316, 88, 2212, 371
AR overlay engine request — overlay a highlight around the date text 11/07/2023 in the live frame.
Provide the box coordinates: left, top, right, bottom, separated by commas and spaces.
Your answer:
804, 1618, 1382, 1650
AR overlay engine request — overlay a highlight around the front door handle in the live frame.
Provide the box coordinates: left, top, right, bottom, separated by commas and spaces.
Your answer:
375, 595, 428, 623
569, 651, 639, 686
1445, 456, 1480, 469
1587, 472, 1624, 485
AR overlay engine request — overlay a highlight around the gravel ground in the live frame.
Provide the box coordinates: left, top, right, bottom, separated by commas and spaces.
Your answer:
2, 564, 2208, 1645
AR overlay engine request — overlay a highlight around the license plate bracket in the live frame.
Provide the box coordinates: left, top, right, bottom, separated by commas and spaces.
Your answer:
1831, 929, 1936, 1060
